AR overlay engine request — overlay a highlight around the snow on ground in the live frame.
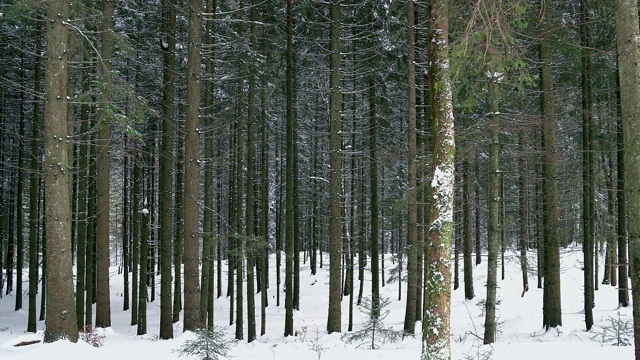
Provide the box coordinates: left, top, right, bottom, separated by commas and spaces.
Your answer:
0, 243, 635, 359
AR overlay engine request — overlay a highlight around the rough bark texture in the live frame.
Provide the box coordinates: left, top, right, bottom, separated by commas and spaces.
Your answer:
422, 0, 453, 358
28, 25, 42, 333
95, 0, 114, 329
616, 59, 629, 308
284, 0, 295, 338
463, 159, 474, 300
580, 0, 594, 331
614, 0, 640, 357
43, 0, 78, 342
159, 0, 176, 339
327, 0, 343, 335
483, 77, 500, 345
540, 0, 562, 329
183, 0, 203, 332
404, 0, 418, 335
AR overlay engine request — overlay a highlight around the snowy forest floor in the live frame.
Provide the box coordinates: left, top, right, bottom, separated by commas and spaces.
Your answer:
0, 244, 635, 359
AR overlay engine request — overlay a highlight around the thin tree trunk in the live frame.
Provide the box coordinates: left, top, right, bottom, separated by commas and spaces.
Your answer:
463, 159, 475, 300
327, 0, 343, 335
284, 0, 295, 337
245, 0, 258, 342
518, 137, 529, 297
159, 0, 177, 340
475, 153, 482, 266
483, 75, 500, 345
616, 58, 629, 308
404, 0, 418, 335
368, 57, 380, 315
95, 0, 114, 329
27, 23, 43, 333
260, 25, 269, 336
580, 0, 594, 330
201, 0, 216, 328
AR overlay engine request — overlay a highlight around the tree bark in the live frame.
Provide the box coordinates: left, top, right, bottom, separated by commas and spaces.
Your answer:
43, 0, 78, 342
159, 0, 176, 339
422, 0, 453, 357
540, 0, 562, 329
614, 0, 640, 356
95, 0, 114, 329
404, 0, 418, 335
463, 159, 474, 300
183, 0, 203, 332
327, 0, 343, 335
580, 0, 594, 331
483, 75, 500, 345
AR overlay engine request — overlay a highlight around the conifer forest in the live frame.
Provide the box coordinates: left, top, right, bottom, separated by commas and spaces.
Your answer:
2, 1, 640, 359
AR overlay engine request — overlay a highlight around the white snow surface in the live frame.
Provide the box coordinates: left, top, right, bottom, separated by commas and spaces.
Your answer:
0, 244, 634, 359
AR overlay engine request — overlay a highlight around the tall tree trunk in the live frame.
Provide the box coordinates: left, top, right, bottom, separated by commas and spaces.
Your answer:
284, 0, 296, 337
131, 149, 140, 327
422, 0, 453, 357
368, 48, 380, 316
475, 153, 482, 266
137, 179, 149, 336
183, 0, 203, 332
518, 137, 529, 297
122, 137, 130, 312
85, 122, 96, 326
43, 0, 78, 342
605, 155, 617, 287
614, 0, 640, 356
245, 0, 258, 342
233, 2, 247, 340
581, 0, 594, 331
159, 0, 176, 339
173, 132, 183, 324
201, 0, 216, 328
540, 0, 562, 329
15, 50, 26, 312
404, 0, 418, 335
95, 0, 114, 329
327, 0, 343, 335
483, 75, 500, 345
28, 24, 43, 333
260, 25, 269, 336
616, 58, 629, 308
463, 159, 474, 300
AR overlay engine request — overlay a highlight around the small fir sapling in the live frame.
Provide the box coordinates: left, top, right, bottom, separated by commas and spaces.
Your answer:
342, 297, 405, 349
174, 327, 235, 360
590, 315, 633, 346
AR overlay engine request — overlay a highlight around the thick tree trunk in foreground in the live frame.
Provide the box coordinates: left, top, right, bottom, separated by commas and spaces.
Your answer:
183, 0, 203, 332
43, 0, 78, 342
614, 0, 640, 357
540, 0, 562, 329
422, 0, 453, 358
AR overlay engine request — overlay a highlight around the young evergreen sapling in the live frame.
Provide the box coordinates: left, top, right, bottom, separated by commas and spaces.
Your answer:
174, 327, 235, 360
342, 297, 405, 349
